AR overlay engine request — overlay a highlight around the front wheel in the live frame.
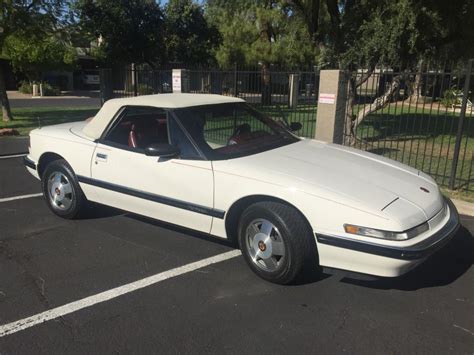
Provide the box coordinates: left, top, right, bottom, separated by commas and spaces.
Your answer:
238, 201, 317, 284
41, 159, 87, 219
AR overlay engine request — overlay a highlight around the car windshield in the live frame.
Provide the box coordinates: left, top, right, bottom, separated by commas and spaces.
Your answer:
172, 103, 299, 160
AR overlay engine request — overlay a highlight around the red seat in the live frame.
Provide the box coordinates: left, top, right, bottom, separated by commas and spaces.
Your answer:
128, 124, 139, 148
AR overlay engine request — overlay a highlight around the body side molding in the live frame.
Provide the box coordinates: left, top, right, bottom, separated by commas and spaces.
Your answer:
77, 175, 225, 219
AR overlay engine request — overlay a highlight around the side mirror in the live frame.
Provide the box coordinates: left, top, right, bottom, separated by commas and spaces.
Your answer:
289, 122, 302, 132
145, 143, 180, 158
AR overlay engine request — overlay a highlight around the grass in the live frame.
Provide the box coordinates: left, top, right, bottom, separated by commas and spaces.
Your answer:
0, 106, 100, 136
256, 104, 317, 137
352, 104, 474, 191
441, 187, 474, 203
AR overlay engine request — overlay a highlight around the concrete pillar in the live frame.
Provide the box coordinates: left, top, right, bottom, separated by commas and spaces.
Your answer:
288, 74, 299, 109
172, 69, 190, 93
315, 70, 349, 144
32, 84, 39, 97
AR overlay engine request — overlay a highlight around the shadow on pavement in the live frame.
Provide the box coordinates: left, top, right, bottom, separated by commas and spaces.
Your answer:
79, 204, 473, 289
340, 225, 474, 290
125, 213, 235, 248
79, 202, 125, 219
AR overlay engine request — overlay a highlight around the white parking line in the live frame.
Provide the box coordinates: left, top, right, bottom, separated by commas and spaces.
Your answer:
0, 193, 43, 203
0, 249, 242, 338
0, 153, 27, 159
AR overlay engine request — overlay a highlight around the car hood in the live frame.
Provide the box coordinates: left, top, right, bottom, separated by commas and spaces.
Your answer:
220, 139, 444, 225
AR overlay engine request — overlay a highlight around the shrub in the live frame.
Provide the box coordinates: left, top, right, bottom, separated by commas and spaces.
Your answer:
137, 84, 154, 95
17, 81, 60, 96
18, 81, 33, 94
41, 82, 61, 96
441, 88, 463, 108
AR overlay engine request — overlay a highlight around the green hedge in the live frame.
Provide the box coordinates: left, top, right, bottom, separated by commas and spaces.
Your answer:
18, 81, 61, 96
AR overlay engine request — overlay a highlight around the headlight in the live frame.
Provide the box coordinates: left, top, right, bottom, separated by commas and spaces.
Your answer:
344, 222, 429, 241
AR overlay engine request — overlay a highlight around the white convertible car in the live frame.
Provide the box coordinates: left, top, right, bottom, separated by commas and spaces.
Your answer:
24, 94, 459, 284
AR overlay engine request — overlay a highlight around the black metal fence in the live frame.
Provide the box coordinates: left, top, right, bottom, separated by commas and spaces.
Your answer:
100, 66, 319, 138
100, 61, 474, 191
343, 60, 474, 191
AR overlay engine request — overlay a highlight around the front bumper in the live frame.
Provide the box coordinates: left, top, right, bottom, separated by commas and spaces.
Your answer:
23, 156, 36, 170
316, 198, 460, 277
23, 155, 40, 180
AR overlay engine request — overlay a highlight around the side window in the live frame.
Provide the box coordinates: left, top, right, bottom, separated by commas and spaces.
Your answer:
104, 107, 169, 150
168, 116, 202, 160
202, 107, 273, 149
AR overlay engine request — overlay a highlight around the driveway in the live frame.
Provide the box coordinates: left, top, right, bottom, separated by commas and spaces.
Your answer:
8, 91, 101, 108
0, 147, 473, 353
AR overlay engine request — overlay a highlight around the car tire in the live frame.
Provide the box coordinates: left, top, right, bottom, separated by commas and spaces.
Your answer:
41, 159, 87, 219
238, 201, 317, 284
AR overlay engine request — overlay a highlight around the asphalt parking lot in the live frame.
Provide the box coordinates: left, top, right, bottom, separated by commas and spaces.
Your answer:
0, 147, 473, 353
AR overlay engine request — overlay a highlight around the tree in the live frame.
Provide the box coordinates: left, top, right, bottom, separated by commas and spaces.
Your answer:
4, 34, 76, 82
207, 0, 315, 68
206, 0, 315, 104
164, 0, 220, 66
0, 0, 68, 121
282, 0, 474, 143
75, 0, 166, 68
339, 0, 474, 143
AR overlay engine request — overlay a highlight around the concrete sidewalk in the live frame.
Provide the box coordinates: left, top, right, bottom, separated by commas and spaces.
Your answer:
8, 90, 99, 99
8, 90, 100, 108
452, 199, 474, 216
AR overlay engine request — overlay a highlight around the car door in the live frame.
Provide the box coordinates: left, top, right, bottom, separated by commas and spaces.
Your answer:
90, 106, 216, 233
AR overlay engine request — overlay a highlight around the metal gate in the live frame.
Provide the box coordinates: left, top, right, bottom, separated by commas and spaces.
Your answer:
343, 60, 474, 191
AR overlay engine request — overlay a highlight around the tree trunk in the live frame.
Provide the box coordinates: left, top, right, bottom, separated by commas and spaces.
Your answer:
344, 77, 356, 145
409, 59, 425, 103
352, 74, 404, 132
0, 61, 13, 122
344, 66, 375, 145
261, 62, 272, 106
259, 11, 272, 106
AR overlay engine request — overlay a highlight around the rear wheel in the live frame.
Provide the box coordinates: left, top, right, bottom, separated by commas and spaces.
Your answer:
41, 159, 87, 219
238, 201, 317, 284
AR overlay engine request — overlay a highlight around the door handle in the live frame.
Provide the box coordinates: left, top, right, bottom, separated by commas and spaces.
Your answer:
96, 153, 108, 162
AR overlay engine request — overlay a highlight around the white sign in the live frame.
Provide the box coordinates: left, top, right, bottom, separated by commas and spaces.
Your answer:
319, 93, 336, 104
172, 69, 182, 92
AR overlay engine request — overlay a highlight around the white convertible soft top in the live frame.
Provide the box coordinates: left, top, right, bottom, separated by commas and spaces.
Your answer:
82, 93, 245, 139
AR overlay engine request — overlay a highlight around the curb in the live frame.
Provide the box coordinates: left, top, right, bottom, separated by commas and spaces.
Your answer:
452, 198, 474, 217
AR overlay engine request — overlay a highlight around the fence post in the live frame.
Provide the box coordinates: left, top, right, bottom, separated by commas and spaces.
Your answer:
132, 63, 138, 97
288, 74, 299, 109
315, 70, 349, 144
234, 63, 238, 97
449, 59, 473, 190
172, 69, 190, 93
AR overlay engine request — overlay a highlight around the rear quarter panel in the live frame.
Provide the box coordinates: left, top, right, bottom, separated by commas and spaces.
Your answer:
30, 125, 98, 200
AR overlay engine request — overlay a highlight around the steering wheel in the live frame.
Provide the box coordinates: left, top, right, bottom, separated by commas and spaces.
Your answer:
227, 123, 251, 145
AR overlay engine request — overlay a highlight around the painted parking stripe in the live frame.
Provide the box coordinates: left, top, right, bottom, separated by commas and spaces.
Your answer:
0, 249, 242, 338
0, 193, 43, 203
0, 153, 27, 159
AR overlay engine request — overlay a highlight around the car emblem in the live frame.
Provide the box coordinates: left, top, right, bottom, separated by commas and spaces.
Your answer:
420, 187, 430, 193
